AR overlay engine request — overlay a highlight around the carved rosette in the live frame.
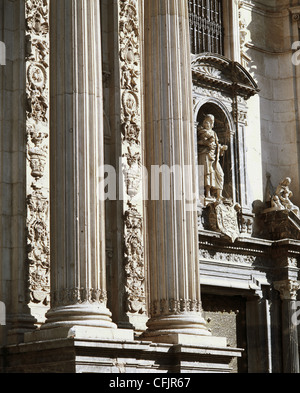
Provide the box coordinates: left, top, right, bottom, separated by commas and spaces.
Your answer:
25, 0, 50, 315
118, 0, 146, 319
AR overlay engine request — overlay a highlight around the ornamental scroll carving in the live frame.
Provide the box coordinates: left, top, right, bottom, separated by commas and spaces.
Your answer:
119, 0, 147, 319
25, 0, 50, 312
124, 204, 146, 314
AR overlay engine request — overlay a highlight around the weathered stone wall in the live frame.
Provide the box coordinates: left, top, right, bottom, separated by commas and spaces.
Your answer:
240, 0, 300, 206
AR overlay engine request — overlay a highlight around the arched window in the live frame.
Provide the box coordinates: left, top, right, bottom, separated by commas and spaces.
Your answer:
188, 0, 224, 55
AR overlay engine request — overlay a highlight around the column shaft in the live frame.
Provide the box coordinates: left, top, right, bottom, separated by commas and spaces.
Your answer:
274, 280, 300, 373
143, 0, 209, 338
282, 299, 300, 373
45, 0, 115, 329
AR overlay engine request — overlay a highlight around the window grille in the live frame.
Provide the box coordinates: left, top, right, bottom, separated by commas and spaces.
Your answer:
188, 0, 224, 55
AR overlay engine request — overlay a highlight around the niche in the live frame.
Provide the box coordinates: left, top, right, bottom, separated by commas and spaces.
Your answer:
196, 102, 234, 203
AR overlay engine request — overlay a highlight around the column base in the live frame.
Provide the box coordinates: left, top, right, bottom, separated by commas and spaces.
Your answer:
24, 325, 134, 343
142, 312, 212, 342
42, 303, 117, 330
141, 333, 227, 347
6, 313, 38, 345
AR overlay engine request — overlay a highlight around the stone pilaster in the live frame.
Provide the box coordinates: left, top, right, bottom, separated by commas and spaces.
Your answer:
0, 0, 37, 345
274, 279, 300, 373
117, 0, 148, 332
142, 0, 211, 342
43, 0, 116, 329
25, 0, 50, 325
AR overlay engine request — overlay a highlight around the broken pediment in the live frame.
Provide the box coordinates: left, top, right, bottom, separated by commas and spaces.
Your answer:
191, 53, 259, 99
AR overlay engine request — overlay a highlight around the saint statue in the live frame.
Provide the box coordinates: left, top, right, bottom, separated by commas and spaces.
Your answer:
197, 114, 228, 201
272, 177, 300, 218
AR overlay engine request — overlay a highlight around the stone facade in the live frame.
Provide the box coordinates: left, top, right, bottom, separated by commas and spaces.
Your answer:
1, 0, 300, 374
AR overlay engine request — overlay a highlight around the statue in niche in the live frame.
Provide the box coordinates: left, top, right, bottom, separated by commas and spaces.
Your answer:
197, 114, 228, 201
270, 177, 300, 218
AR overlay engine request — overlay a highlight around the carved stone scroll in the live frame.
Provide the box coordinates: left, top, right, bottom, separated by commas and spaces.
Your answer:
25, 0, 50, 322
118, 0, 147, 330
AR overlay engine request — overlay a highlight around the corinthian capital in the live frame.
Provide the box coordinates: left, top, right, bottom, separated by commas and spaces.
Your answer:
274, 280, 300, 301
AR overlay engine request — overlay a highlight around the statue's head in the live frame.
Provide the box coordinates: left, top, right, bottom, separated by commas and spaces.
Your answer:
281, 177, 291, 187
202, 114, 215, 130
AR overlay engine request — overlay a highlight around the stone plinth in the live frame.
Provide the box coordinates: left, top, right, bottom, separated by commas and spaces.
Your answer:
24, 326, 134, 343
261, 209, 300, 240
143, 333, 227, 347
1, 335, 242, 373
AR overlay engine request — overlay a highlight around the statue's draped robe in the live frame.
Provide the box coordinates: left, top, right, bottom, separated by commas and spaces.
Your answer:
198, 127, 224, 192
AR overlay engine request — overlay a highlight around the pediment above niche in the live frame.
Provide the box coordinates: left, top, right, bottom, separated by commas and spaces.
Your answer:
191, 53, 259, 100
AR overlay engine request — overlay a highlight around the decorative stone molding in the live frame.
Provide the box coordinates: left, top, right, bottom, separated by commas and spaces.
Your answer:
191, 53, 259, 100
25, 0, 50, 320
51, 288, 108, 308
193, 86, 233, 105
274, 280, 300, 301
118, 0, 147, 323
199, 247, 257, 265
150, 299, 202, 318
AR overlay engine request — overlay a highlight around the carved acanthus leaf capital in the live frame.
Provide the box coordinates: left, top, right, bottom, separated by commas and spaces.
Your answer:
274, 280, 300, 301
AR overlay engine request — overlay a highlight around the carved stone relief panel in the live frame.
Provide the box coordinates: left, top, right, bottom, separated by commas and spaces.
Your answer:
25, 0, 50, 323
118, 0, 147, 330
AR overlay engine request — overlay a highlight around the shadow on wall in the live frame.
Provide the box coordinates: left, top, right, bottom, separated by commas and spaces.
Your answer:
243, 1, 300, 214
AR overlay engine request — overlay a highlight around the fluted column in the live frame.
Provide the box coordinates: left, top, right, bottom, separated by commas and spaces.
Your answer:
44, 0, 116, 329
274, 280, 300, 373
143, 0, 210, 341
